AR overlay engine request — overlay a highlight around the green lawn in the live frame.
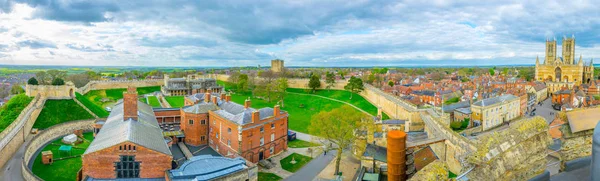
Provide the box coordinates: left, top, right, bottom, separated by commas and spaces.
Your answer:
288, 139, 321, 148
75, 92, 109, 118
286, 88, 390, 119
0, 94, 33, 133
33, 100, 95, 129
280, 153, 312, 173
258, 172, 282, 181
165, 96, 185, 108
139, 97, 148, 104
147, 96, 162, 107
82, 86, 160, 112
32, 132, 94, 181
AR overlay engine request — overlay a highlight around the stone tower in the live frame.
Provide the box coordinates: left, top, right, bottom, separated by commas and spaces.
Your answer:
271, 59, 284, 73
545, 39, 557, 64
562, 36, 575, 64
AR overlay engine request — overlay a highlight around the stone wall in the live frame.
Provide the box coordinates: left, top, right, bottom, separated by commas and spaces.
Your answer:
77, 79, 163, 95
559, 123, 593, 170
0, 95, 45, 169
212, 164, 258, 181
26, 84, 76, 99
22, 119, 95, 181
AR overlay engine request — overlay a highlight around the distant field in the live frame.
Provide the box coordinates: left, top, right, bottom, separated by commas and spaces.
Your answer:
147, 96, 162, 107
34, 100, 94, 129
165, 96, 185, 108
0, 94, 34, 133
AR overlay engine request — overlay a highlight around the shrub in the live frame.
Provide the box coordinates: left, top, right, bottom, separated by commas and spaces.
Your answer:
450, 121, 463, 130
51, 78, 65, 85
27, 77, 38, 85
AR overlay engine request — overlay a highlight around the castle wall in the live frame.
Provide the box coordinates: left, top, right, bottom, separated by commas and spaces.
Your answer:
26, 84, 76, 99
77, 80, 163, 95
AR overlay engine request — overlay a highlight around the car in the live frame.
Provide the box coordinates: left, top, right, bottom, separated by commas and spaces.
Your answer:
530, 112, 535, 116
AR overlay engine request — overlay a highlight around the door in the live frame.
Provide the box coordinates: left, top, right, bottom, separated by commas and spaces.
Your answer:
259, 151, 264, 161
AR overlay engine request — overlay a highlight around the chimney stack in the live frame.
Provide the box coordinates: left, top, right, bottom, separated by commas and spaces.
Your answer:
123, 86, 138, 121
204, 92, 210, 103
244, 98, 251, 109
226, 94, 231, 102
251, 111, 260, 123
274, 105, 280, 116
220, 93, 226, 101
212, 96, 218, 104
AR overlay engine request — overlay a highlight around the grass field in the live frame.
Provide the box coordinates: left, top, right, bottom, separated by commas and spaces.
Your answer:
258, 172, 282, 181
165, 96, 185, 108
33, 100, 94, 129
0, 94, 33, 133
287, 88, 390, 119
75, 92, 109, 118
32, 132, 94, 181
288, 139, 321, 148
82, 86, 160, 112
280, 153, 312, 173
147, 96, 162, 107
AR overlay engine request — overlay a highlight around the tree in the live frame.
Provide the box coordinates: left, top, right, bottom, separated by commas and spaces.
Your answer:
276, 78, 288, 107
502, 67, 509, 76
308, 105, 367, 176
308, 75, 321, 93
27, 77, 38, 85
35, 71, 49, 85
10, 85, 24, 95
51, 78, 65, 85
344, 76, 364, 99
388, 80, 394, 87
325, 71, 336, 91
489, 68, 495, 76
237, 74, 249, 92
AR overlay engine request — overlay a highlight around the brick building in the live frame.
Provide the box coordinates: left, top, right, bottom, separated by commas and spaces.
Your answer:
82, 87, 172, 179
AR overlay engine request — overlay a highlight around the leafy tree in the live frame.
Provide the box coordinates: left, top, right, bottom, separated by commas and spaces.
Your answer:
51, 78, 65, 86
388, 80, 394, 87
35, 71, 49, 85
308, 105, 367, 176
27, 77, 38, 85
276, 78, 288, 107
10, 85, 24, 95
489, 68, 495, 76
502, 67, 509, 76
325, 71, 336, 91
308, 75, 321, 93
237, 74, 249, 92
344, 76, 364, 99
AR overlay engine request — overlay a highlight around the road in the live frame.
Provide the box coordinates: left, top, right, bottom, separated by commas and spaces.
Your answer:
0, 135, 32, 181
284, 150, 336, 181
525, 98, 556, 124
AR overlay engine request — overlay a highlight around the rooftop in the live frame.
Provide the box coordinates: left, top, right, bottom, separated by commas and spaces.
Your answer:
168, 155, 247, 181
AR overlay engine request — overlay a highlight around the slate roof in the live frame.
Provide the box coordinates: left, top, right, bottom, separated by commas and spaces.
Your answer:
363, 143, 387, 162
182, 102, 219, 114
442, 101, 470, 113
472, 94, 518, 107
213, 100, 280, 125
84, 100, 172, 155
169, 155, 247, 181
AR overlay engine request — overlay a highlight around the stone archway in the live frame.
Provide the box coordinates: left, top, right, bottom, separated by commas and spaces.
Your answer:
563, 76, 569, 82
588, 78, 591, 84
555, 67, 562, 82
69, 88, 74, 98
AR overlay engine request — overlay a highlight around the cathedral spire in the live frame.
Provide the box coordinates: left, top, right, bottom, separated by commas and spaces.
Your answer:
536, 55, 540, 66
579, 54, 584, 66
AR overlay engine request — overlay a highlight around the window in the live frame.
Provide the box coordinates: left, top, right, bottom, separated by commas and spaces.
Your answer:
189, 119, 194, 125
115, 155, 140, 178
216, 133, 219, 138
201, 136, 205, 141
228, 140, 231, 146
270, 146, 274, 154
201, 120, 206, 124
271, 123, 275, 129
260, 137, 264, 146
133, 146, 136, 151
260, 127, 264, 133
119, 145, 122, 150
228, 128, 232, 134
271, 133, 275, 142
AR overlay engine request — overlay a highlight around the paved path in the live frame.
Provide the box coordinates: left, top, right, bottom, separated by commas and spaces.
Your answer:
286, 92, 372, 116
177, 142, 193, 159
0, 135, 33, 181
285, 150, 336, 181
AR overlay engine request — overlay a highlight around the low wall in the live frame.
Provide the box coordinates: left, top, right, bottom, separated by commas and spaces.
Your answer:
0, 95, 45, 168
77, 79, 163, 95
22, 119, 95, 181
26, 84, 75, 99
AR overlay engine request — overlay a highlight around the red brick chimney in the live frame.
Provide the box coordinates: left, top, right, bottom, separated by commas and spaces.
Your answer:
220, 93, 226, 101
274, 105, 280, 116
204, 92, 210, 103
226, 94, 231, 102
251, 111, 259, 123
244, 98, 251, 109
212, 96, 218, 104
123, 86, 138, 121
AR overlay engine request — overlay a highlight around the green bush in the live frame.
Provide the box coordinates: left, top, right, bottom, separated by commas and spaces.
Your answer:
461, 118, 470, 129
0, 94, 34, 132
450, 121, 463, 130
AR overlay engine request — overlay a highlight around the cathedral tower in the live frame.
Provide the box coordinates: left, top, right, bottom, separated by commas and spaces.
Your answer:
545, 39, 557, 64
562, 36, 575, 64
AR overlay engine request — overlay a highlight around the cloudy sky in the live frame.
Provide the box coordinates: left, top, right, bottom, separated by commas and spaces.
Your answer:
1, 0, 600, 67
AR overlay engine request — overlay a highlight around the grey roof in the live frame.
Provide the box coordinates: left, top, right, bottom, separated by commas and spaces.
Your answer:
84, 100, 172, 155
442, 101, 470, 113
455, 107, 472, 114
169, 155, 247, 181
472, 94, 518, 107
363, 143, 387, 162
182, 102, 219, 114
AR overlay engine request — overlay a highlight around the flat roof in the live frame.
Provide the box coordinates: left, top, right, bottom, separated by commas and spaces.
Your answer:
566, 107, 600, 133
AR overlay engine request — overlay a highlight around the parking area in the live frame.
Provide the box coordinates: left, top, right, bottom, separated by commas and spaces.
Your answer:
526, 98, 556, 124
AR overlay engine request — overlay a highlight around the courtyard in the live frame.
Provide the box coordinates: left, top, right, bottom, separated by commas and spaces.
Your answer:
31, 132, 94, 181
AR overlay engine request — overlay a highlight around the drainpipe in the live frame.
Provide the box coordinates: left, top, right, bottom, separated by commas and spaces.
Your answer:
592, 121, 600, 180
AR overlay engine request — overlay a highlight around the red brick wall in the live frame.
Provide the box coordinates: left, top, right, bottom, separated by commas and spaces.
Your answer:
208, 112, 241, 157
82, 142, 172, 179
154, 110, 181, 123
181, 110, 209, 146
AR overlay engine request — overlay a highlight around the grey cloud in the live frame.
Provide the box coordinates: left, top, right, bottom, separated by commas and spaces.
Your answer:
17, 40, 56, 49
65, 43, 114, 52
